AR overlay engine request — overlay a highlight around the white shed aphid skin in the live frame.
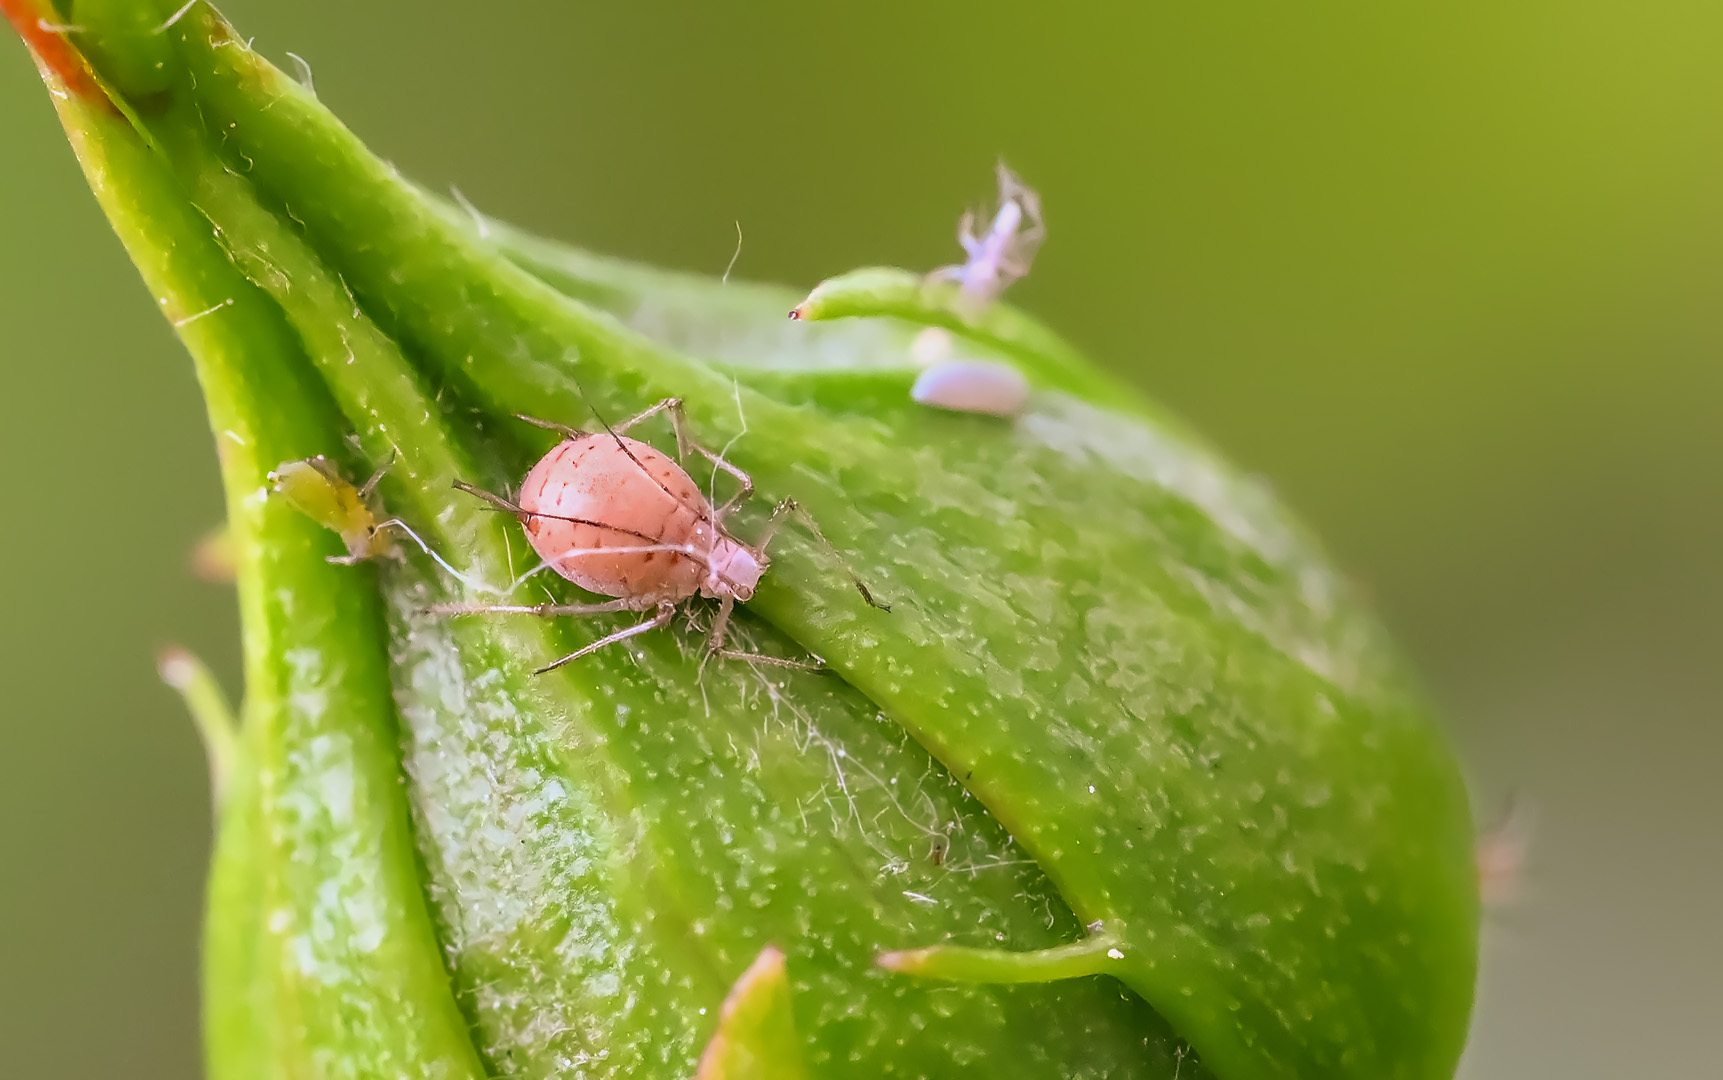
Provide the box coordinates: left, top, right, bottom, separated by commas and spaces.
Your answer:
911, 359, 1031, 418
926, 162, 1045, 314
427, 398, 888, 674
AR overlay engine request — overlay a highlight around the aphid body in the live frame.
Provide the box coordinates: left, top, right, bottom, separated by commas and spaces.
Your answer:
928, 162, 1045, 313
440, 400, 884, 673
517, 432, 762, 603
270, 454, 391, 563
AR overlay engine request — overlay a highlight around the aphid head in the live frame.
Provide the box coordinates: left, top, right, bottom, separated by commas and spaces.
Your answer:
706, 537, 764, 602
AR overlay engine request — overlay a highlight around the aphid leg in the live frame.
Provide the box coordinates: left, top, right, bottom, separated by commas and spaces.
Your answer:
515, 414, 589, 441
535, 600, 678, 674
652, 398, 756, 517
924, 211, 982, 288
419, 596, 651, 618
697, 444, 754, 519
701, 596, 824, 670
754, 498, 889, 611
995, 165, 1045, 272
610, 397, 688, 453
712, 649, 825, 672
355, 449, 397, 501
298, 454, 343, 485
957, 209, 981, 255
707, 595, 736, 651
612, 396, 756, 518
996, 162, 1044, 233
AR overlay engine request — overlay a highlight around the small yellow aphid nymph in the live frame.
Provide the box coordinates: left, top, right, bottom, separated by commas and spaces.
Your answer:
268, 454, 392, 564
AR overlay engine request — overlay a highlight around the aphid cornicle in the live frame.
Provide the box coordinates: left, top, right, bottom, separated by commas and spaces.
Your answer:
434, 398, 885, 673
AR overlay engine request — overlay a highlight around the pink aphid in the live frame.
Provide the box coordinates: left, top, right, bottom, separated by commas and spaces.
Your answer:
928, 162, 1045, 312
435, 399, 884, 673
517, 433, 763, 603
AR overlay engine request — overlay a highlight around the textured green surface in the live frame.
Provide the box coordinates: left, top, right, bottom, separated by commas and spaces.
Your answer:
694, 947, 809, 1080
16, 1, 1478, 1076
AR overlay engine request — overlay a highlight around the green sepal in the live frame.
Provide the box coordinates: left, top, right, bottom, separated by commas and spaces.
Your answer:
9, 3, 1480, 1077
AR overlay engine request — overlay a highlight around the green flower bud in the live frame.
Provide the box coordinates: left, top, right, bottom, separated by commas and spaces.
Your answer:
8, 2, 1479, 1077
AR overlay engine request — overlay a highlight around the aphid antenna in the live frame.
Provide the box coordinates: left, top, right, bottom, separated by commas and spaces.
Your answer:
617, 399, 752, 531
545, 540, 711, 565
753, 498, 889, 611
609, 399, 744, 530
452, 478, 528, 515
370, 517, 507, 597
995, 161, 1043, 223
420, 596, 652, 618
452, 476, 724, 598
711, 649, 825, 672
613, 397, 757, 525
555, 392, 753, 529
560, 372, 624, 445
574, 390, 710, 513
535, 600, 679, 674
957, 208, 981, 253
298, 454, 340, 483
453, 478, 685, 556
709, 376, 750, 511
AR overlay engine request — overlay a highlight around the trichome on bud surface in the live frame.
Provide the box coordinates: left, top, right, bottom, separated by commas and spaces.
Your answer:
4, 2, 1480, 1078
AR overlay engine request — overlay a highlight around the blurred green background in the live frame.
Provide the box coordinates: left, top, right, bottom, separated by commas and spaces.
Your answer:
2, 1, 1718, 1075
